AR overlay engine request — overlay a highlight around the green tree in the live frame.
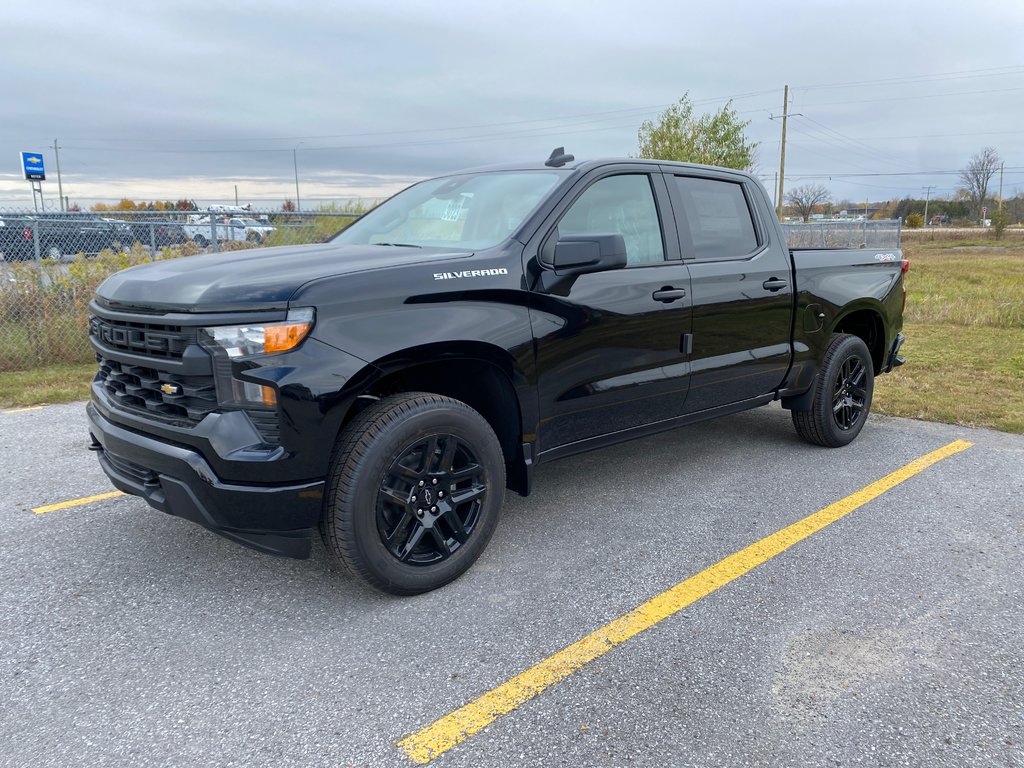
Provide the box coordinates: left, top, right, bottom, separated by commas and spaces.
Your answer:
637, 94, 758, 170
990, 209, 1009, 239
905, 213, 924, 229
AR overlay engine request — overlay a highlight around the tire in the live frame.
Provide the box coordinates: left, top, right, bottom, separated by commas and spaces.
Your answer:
193, 235, 208, 247
45, 244, 63, 261
792, 333, 874, 448
322, 392, 505, 595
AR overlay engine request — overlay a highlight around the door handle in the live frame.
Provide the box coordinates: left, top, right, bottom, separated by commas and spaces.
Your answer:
762, 277, 788, 292
652, 287, 687, 303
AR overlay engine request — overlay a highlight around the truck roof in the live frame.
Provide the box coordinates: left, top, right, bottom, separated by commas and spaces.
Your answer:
452, 156, 753, 179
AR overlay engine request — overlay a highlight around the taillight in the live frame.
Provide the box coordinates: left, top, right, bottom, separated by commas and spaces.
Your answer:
23, 227, 32, 241
900, 258, 910, 274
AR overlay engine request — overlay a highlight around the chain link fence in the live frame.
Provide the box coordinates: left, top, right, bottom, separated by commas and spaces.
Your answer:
1, 208, 904, 374
0, 208, 361, 372
782, 219, 902, 249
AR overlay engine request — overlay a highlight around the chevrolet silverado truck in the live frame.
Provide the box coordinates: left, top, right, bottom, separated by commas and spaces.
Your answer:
86, 150, 907, 594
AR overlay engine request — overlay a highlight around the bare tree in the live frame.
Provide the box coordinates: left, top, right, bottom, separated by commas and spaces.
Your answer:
785, 184, 831, 222
959, 147, 1001, 221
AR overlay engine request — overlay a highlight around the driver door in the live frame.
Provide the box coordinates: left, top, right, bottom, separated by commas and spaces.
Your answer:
528, 171, 693, 455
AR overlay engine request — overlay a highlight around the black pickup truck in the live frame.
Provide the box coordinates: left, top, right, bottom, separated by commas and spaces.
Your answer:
86, 151, 906, 594
0, 213, 128, 261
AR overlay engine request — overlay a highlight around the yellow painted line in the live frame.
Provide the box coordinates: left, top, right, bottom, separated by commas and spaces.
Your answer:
398, 439, 974, 764
32, 490, 125, 515
2, 406, 44, 414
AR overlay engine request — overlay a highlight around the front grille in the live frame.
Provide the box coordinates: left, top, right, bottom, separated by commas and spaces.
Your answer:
90, 311, 282, 446
89, 316, 196, 359
96, 355, 218, 423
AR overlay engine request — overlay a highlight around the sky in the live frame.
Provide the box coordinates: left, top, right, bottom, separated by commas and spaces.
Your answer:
2, 0, 1023, 210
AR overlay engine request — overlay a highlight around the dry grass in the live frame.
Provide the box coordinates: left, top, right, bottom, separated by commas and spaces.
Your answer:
0, 363, 96, 408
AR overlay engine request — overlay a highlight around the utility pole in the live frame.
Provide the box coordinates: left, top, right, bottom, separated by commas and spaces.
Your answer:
999, 160, 1007, 210
54, 139, 65, 211
293, 148, 301, 213
923, 185, 934, 227
234, 185, 239, 206
776, 85, 789, 219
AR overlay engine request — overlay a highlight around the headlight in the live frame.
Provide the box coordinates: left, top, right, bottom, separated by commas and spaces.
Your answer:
200, 308, 315, 406
202, 307, 314, 358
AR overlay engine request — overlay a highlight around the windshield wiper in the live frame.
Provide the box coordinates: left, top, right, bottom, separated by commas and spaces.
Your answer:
373, 242, 422, 248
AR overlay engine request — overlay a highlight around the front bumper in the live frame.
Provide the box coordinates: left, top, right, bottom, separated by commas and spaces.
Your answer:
86, 402, 323, 558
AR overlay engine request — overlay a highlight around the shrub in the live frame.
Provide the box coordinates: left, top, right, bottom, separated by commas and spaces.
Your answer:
991, 209, 1009, 240
0, 244, 196, 372
905, 213, 924, 229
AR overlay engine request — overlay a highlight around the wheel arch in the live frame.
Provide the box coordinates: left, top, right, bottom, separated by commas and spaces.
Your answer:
344, 341, 532, 496
830, 304, 886, 373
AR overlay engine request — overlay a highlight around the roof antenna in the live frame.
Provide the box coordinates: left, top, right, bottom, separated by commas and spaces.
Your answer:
544, 147, 574, 168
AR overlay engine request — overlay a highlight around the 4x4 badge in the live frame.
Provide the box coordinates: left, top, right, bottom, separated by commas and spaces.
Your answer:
160, 383, 181, 395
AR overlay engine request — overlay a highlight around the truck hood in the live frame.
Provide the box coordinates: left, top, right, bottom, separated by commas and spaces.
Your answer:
95, 242, 469, 313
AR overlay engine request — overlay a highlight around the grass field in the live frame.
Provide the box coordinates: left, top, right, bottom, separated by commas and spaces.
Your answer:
3, 238, 1022, 434
872, 237, 1024, 433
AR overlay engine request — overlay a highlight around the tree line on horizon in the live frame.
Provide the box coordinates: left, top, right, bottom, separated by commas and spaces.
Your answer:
636, 95, 1016, 226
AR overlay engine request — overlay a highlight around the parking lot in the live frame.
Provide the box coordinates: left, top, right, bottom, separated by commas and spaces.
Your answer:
2, 402, 1021, 767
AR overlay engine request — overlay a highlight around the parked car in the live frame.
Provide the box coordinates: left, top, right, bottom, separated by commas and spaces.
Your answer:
112, 219, 188, 249
227, 217, 277, 243
87, 151, 907, 595
182, 216, 247, 247
0, 213, 124, 261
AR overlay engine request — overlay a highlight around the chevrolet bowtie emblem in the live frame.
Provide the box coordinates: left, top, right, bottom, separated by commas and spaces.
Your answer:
160, 383, 181, 395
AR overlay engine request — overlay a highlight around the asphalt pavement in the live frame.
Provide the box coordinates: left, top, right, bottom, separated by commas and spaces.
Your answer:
1, 402, 1021, 767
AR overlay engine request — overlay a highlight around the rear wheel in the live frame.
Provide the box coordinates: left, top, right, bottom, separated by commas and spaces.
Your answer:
793, 333, 874, 447
193, 235, 208, 247
322, 392, 505, 595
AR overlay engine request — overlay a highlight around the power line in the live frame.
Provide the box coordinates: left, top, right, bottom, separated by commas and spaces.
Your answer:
795, 65, 1024, 92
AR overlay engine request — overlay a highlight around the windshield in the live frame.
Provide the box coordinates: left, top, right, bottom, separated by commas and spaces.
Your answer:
333, 170, 565, 249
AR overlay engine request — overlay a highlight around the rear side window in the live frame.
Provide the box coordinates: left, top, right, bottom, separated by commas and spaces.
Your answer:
673, 176, 760, 260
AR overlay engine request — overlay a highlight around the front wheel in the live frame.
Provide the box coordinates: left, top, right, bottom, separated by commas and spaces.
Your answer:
322, 392, 505, 595
793, 333, 874, 447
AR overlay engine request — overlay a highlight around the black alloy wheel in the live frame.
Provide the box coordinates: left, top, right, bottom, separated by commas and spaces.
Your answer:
831, 355, 868, 432
322, 392, 505, 595
377, 434, 487, 565
792, 333, 875, 448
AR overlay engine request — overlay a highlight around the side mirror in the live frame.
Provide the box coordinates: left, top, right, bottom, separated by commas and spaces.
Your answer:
552, 234, 628, 276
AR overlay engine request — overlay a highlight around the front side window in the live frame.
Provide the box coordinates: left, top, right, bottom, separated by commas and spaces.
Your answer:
673, 176, 760, 260
556, 175, 665, 265
334, 171, 564, 250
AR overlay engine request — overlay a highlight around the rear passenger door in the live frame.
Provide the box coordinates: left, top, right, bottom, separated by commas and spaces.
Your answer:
665, 172, 794, 413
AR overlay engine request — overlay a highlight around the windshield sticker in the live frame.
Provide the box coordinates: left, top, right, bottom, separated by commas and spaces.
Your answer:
441, 197, 466, 222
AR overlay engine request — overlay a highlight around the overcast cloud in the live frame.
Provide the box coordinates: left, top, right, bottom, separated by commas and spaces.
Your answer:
3, 0, 1023, 208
